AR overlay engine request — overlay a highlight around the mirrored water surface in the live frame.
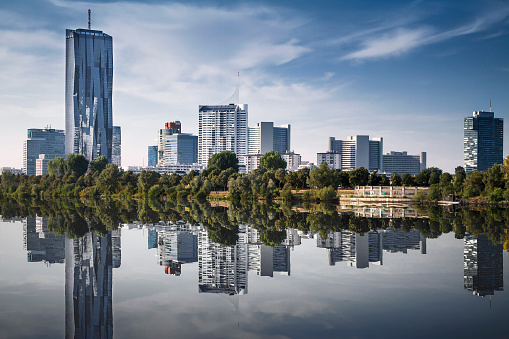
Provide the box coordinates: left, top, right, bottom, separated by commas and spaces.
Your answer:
0, 201, 508, 338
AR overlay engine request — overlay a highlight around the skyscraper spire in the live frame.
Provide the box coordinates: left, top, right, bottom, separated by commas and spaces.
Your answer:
88, 9, 91, 29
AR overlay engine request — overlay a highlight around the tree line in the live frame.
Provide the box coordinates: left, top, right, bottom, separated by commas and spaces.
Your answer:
1, 151, 509, 202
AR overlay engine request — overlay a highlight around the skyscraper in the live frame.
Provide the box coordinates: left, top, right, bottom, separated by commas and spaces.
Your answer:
464, 111, 503, 173
112, 126, 121, 167
148, 146, 158, 167
23, 128, 65, 175
247, 122, 291, 155
65, 26, 113, 162
198, 98, 247, 166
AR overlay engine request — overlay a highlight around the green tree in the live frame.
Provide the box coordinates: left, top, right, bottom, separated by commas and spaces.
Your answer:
453, 166, 466, 194
349, 167, 369, 187
401, 173, 414, 186
428, 184, 442, 201
390, 173, 402, 186
483, 164, 505, 193
47, 157, 66, 176
65, 154, 89, 177
207, 151, 239, 172
89, 155, 108, 174
414, 169, 429, 186
462, 170, 485, 198
138, 170, 160, 196
308, 162, 334, 189
260, 151, 287, 171
96, 164, 119, 193
368, 170, 381, 186
379, 174, 390, 186
428, 172, 440, 186
440, 172, 453, 195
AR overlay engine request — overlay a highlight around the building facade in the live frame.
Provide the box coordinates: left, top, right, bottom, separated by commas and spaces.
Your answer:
198, 103, 248, 166
382, 151, 426, 176
159, 133, 198, 165
464, 111, 503, 173
148, 146, 158, 167
326, 135, 383, 171
65, 28, 113, 162
23, 128, 65, 175
112, 126, 121, 167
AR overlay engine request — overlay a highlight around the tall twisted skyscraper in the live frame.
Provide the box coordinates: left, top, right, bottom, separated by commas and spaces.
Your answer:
65, 26, 113, 162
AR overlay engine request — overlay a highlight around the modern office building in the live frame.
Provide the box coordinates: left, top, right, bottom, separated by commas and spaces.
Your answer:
112, 126, 121, 167
382, 151, 426, 176
248, 122, 291, 155
198, 101, 248, 166
148, 146, 158, 167
159, 133, 198, 165
128, 164, 204, 175
23, 128, 65, 175
65, 27, 114, 162
281, 152, 301, 171
323, 135, 383, 171
464, 111, 503, 173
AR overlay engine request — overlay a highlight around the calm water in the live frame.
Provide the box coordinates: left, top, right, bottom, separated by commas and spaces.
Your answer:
0, 209, 508, 339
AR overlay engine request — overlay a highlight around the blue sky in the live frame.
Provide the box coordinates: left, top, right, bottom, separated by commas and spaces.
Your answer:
1, 0, 508, 172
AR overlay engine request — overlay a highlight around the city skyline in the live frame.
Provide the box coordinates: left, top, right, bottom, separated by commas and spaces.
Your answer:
1, 1, 508, 172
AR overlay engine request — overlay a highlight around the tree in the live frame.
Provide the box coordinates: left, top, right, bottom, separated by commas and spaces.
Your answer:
428, 184, 442, 201
379, 174, 390, 186
349, 167, 369, 187
207, 151, 239, 172
89, 155, 108, 174
483, 164, 505, 193
260, 151, 287, 171
138, 170, 160, 196
401, 173, 414, 186
428, 172, 440, 186
47, 157, 66, 176
275, 168, 286, 188
414, 169, 429, 186
65, 154, 89, 177
390, 173, 402, 186
308, 162, 333, 189
440, 172, 453, 195
462, 170, 484, 198
368, 170, 381, 186
96, 163, 119, 193
453, 166, 466, 194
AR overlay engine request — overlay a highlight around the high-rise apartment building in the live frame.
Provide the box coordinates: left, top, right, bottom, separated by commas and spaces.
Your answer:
112, 126, 121, 167
382, 151, 426, 176
198, 103, 248, 166
148, 146, 158, 167
318, 135, 383, 171
464, 111, 503, 173
23, 128, 65, 175
65, 27, 113, 162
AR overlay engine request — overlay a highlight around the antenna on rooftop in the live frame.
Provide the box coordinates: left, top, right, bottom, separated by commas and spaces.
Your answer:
490, 99, 492, 112
88, 9, 91, 29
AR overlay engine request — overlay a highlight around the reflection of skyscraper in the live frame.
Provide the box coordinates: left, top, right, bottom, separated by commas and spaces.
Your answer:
158, 231, 198, 275
464, 234, 504, 297
198, 229, 248, 295
23, 216, 65, 264
381, 229, 426, 254
65, 230, 121, 338
317, 231, 381, 268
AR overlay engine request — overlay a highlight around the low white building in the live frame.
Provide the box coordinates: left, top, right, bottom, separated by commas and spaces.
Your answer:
127, 164, 204, 175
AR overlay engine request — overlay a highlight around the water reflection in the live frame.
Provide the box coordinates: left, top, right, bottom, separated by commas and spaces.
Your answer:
3, 199, 507, 337
65, 230, 120, 338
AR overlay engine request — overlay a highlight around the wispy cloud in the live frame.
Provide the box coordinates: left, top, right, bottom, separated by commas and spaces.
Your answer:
341, 5, 509, 61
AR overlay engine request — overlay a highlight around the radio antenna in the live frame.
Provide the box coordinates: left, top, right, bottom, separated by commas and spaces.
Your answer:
88, 9, 91, 29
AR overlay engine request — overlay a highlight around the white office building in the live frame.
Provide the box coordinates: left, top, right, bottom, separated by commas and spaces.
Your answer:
198, 99, 248, 166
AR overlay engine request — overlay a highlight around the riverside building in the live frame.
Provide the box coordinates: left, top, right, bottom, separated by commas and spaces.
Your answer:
382, 151, 426, 176
23, 128, 65, 175
317, 135, 383, 171
464, 111, 503, 173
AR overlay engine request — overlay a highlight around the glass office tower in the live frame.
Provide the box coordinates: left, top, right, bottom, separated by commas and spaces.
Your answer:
464, 111, 503, 173
65, 28, 113, 162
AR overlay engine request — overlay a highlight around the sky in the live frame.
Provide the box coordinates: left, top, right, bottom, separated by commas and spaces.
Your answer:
1, 0, 508, 173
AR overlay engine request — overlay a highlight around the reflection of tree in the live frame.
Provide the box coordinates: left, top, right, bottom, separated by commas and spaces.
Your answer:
1, 197, 508, 249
